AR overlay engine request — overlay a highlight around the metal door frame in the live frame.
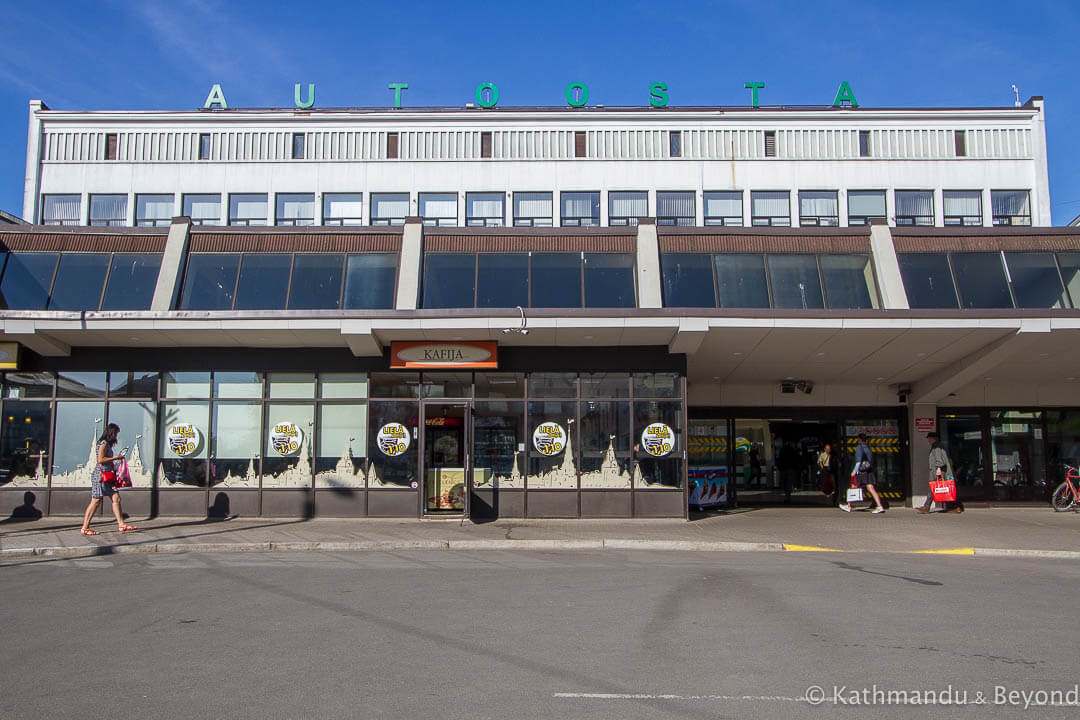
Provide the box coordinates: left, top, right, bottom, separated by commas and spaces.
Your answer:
419, 400, 473, 518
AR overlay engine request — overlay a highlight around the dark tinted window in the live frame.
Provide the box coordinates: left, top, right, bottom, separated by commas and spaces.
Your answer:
180, 254, 240, 310
477, 254, 528, 308
0, 253, 58, 309
1005, 253, 1068, 308
531, 253, 581, 308
101, 254, 162, 310
768, 255, 824, 309
288, 254, 343, 309
584, 254, 635, 308
343, 254, 397, 309
423, 254, 476, 308
47, 254, 109, 310
1057, 253, 1080, 308
662, 253, 715, 307
235, 254, 291, 310
821, 254, 876, 309
715, 254, 770, 308
952, 252, 1013, 309
898, 254, 958, 309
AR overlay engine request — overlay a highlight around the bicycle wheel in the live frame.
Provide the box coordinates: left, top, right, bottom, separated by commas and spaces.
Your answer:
1051, 482, 1076, 512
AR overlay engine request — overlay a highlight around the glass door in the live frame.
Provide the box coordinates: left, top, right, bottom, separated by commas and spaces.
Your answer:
421, 402, 471, 516
939, 413, 986, 502
990, 411, 1047, 502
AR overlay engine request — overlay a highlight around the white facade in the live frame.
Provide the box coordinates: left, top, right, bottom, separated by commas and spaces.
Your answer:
24, 100, 1051, 228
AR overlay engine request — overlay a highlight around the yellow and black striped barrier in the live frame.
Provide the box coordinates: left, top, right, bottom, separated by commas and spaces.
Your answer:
845, 436, 900, 453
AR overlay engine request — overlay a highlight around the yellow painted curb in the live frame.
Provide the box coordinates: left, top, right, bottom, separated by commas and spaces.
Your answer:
783, 544, 843, 552
910, 547, 975, 555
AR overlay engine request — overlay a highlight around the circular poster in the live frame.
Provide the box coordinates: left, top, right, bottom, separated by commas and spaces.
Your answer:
532, 422, 567, 456
640, 423, 675, 457
377, 422, 411, 457
167, 423, 202, 457
270, 421, 304, 456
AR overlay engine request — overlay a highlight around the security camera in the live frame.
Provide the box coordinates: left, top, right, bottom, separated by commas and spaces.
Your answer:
796, 380, 814, 395
780, 381, 796, 394
897, 383, 912, 403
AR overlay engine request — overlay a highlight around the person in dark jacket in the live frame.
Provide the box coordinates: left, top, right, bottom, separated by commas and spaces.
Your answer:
777, 439, 799, 503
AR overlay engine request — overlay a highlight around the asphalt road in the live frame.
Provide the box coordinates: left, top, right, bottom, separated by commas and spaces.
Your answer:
2, 550, 1078, 720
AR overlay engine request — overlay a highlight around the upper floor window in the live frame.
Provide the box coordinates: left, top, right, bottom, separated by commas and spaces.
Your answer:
135, 194, 174, 227
386, 132, 399, 159
370, 193, 409, 226
954, 130, 967, 157
943, 191, 982, 226
291, 133, 306, 160
0, 252, 160, 311
322, 193, 363, 226
104, 133, 118, 161
656, 191, 694, 226
513, 192, 553, 227
858, 130, 871, 157
764, 131, 777, 158
419, 193, 458, 226
198, 134, 211, 160
275, 193, 315, 226
228, 194, 267, 226
668, 131, 682, 158
466, 192, 505, 227
574, 131, 586, 158
991, 190, 1032, 226
703, 191, 742, 226
183, 194, 221, 226
895, 190, 933, 226
480, 132, 492, 159
847, 190, 886, 225
41, 194, 81, 226
751, 191, 791, 226
798, 191, 838, 227
560, 192, 600, 227
609, 191, 647, 226
89, 194, 127, 227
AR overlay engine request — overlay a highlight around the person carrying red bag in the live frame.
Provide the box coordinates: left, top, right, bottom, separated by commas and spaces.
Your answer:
917, 431, 963, 514
79, 423, 137, 535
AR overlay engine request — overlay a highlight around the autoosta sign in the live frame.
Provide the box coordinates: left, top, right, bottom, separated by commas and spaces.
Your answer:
201, 81, 859, 111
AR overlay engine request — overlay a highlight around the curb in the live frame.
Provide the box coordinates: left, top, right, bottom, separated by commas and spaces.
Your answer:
973, 547, 1080, 560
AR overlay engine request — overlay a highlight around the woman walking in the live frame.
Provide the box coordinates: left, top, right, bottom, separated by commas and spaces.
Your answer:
80, 423, 136, 536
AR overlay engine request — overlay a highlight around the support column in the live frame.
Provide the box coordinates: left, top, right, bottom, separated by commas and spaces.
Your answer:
908, 403, 937, 508
23, 100, 46, 223
395, 217, 423, 310
635, 218, 662, 309
868, 218, 908, 309
150, 216, 192, 311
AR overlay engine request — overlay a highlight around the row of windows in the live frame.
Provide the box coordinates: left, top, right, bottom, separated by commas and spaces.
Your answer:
0, 252, 161, 311
40, 189, 1034, 228
661, 253, 878, 310
42, 126, 1033, 163
898, 252, 1080, 309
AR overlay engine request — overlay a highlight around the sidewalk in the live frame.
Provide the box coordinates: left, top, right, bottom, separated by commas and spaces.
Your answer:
2, 507, 1079, 561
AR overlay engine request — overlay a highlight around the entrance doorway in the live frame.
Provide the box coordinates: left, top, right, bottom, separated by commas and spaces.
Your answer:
733, 419, 841, 505
421, 403, 470, 516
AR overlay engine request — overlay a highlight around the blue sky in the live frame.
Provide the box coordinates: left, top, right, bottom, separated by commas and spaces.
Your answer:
1, 0, 1078, 222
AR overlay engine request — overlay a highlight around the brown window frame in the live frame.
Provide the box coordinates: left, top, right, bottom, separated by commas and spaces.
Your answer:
954, 130, 967, 157
763, 131, 776, 158
105, 133, 118, 161
386, 132, 399, 159
481, 131, 493, 159
574, 131, 586, 158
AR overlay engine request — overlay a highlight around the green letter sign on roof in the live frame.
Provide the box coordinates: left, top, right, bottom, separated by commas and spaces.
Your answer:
203, 84, 228, 110
566, 82, 589, 108
295, 83, 315, 109
744, 82, 765, 108
388, 83, 408, 108
649, 82, 669, 108
475, 82, 499, 108
833, 81, 858, 107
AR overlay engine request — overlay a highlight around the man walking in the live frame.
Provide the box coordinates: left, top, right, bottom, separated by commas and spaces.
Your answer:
917, 431, 962, 514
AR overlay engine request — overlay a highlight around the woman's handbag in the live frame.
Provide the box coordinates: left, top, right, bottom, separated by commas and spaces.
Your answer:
846, 472, 863, 502
100, 469, 117, 484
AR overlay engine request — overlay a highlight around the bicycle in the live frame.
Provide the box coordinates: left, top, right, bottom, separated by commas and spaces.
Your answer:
1051, 464, 1080, 512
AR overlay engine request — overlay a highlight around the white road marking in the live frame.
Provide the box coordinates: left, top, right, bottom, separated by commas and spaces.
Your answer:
554, 693, 806, 702
73, 559, 114, 568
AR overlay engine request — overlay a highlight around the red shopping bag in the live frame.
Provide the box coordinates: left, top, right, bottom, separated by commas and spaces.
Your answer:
929, 478, 956, 502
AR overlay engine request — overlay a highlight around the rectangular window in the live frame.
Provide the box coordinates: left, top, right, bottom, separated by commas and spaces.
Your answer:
513, 192, 553, 227
798, 191, 839, 226
466, 192, 504, 227
183, 194, 221, 225
481, 131, 492, 159
531, 253, 582, 308
275, 193, 315, 226
668, 131, 681, 158
198, 133, 211, 160
895, 190, 934, 226
897, 253, 959, 309
991, 190, 1032, 226
951, 252, 1013, 308
477, 254, 528, 308
291, 133, 305, 160
370, 193, 409, 226
584, 253, 635, 308
847, 190, 886, 225
656, 191, 694, 226
764, 131, 777, 157
1005, 253, 1069, 308
343, 254, 397, 309
820, 254, 877, 309
228, 193, 268, 226
41, 194, 81, 225
288, 254, 344, 309
703, 191, 742, 226
751, 191, 791, 226
386, 132, 399, 159
322, 193, 363, 225
0, 253, 59, 309
234, 254, 291, 309
1057, 253, 1080, 309
954, 130, 966, 157
100, 254, 162, 311
609, 191, 648, 226
179, 254, 240, 310
135, 194, 174, 227
419, 193, 458, 226
89, 194, 127, 226
767, 255, 825, 309
422, 253, 477, 308
859, 130, 871, 157
716, 255, 770, 308
661, 253, 716, 307
573, 131, 586, 158
560, 192, 600, 226
943, 191, 982, 226
105, 133, 118, 160
47, 254, 109, 310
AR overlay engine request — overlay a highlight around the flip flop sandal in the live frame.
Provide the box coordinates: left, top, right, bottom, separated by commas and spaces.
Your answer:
80, 528, 99, 536
118, 524, 137, 532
